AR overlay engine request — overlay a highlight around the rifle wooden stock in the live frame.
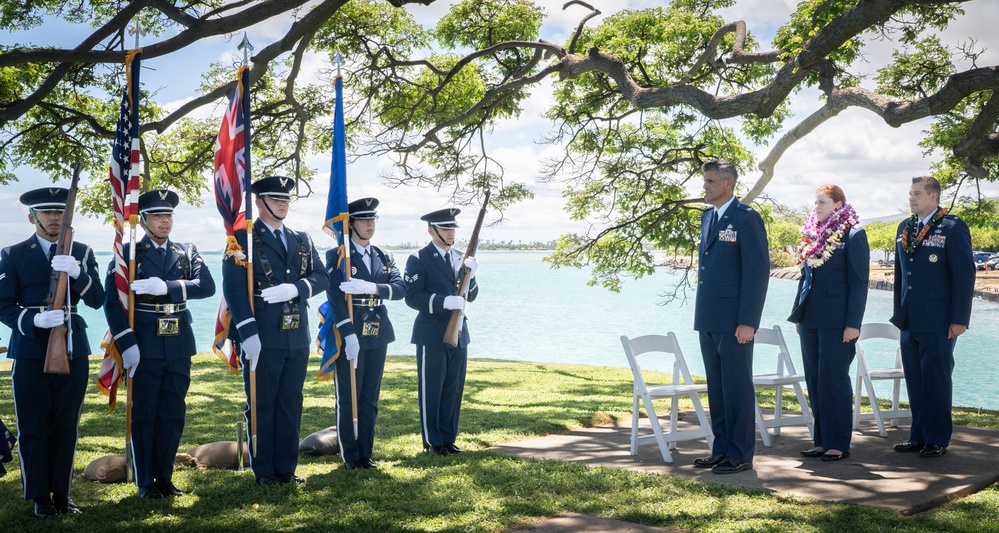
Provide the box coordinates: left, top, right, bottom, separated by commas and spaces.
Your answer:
43, 162, 82, 375
443, 190, 490, 347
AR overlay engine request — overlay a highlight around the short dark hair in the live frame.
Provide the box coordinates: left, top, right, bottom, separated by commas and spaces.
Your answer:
912, 176, 941, 198
701, 159, 738, 183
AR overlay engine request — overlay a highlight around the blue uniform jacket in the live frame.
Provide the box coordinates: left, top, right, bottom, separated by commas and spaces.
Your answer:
103, 236, 216, 358
0, 236, 104, 358
222, 222, 329, 350
404, 244, 479, 349
788, 226, 870, 329
693, 200, 769, 333
325, 244, 406, 349
891, 213, 975, 333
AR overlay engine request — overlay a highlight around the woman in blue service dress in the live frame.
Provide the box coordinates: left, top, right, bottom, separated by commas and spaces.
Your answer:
788, 184, 869, 462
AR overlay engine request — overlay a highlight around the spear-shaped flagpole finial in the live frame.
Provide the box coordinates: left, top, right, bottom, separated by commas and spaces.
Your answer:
127, 18, 145, 49
238, 33, 254, 67
334, 50, 344, 77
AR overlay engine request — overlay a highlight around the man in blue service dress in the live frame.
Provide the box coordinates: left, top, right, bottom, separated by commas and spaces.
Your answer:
325, 197, 406, 470
692, 160, 769, 474
891, 176, 975, 458
222, 176, 329, 484
404, 208, 479, 456
103, 190, 216, 499
0, 187, 104, 517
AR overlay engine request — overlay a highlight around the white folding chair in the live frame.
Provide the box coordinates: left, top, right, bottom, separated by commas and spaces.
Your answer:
752, 325, 814, 446
621, 333, 714, 463
853, 322, 910, 437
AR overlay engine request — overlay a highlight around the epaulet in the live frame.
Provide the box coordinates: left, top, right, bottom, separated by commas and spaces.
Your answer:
943, 213, 961, 220
736, 203, 754, 212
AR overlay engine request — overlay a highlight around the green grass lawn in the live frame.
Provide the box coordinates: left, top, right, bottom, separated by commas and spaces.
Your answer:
0, 354, 997, 532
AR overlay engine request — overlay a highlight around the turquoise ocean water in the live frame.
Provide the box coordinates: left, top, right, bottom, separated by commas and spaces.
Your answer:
3, 250, 998, 410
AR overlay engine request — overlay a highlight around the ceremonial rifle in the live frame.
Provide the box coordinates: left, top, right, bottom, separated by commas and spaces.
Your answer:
43, 161, 82, 374
444, 190, 490, 347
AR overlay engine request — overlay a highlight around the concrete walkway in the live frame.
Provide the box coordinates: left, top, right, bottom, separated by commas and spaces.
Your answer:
507, 513, 683, 533
492, 415, 999, 515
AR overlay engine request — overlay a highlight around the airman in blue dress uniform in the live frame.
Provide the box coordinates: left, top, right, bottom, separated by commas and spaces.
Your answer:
0, 187, 104, 517
222, 176, 329, 484
103, 190, 216, 498
404, 208, 479, 456
692, 160, 769, 474
789, 185, 869, 462
325, 197, 406, 469
891, 176, 975, 458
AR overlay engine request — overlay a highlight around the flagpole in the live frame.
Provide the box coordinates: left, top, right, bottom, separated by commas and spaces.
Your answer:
124, 19, 144, 485
238, 34, 257, 458
332, 51, 359, 439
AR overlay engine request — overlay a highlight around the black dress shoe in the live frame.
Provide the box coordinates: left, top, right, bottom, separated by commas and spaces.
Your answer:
140, 486, 166, 499
800, 448, 826, 458
53, 494, 82, 514
693, 453, 726, 468
33, 497, 58, 518
257, 475, 283, 485
919, 444, 947, 458
444, 443, 462, 454
894, 440, 924, 453
361, 457, 377, 469
711, 457, 752, 474
821, 451, 850, 462
344, 460, 366, 470
155, 480, 185, 497
282, 474, 306, 484
430, 445, 451, 456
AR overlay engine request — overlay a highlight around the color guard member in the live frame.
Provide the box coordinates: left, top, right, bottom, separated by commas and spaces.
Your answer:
222, 176, 329, 484
404, 208, 479, 456
325, 197, 405, 469
0, 187, 104, 517
103, 190, 216, 498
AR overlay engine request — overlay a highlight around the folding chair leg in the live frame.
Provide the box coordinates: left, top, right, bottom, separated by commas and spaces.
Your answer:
773, 385, 784, 437
755, 399, 772, 447
691, 394, 714, 451
853, 375, 863, 430
630, 393, 640, 456
794, 383, 815, 439
863, 374, 888, 437
642, 394, 673, 463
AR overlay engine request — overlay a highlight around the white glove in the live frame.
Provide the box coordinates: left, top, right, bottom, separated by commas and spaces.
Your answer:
340, 278, 377, 295
131, 277, 168, 296
344, 334, 360, 369
463, 256, 477, 278
443, 295, 465, 310
33, 309, 66, 329
242, 334, 261, 371
122, 345, 140, 378
261, 283, 299, 303
51, 255, 81, 279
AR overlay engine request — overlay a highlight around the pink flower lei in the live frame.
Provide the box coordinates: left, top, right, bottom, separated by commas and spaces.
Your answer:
797, 204, 859, 268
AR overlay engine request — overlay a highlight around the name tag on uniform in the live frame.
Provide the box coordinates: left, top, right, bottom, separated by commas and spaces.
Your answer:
719, 226, 738, 243
922, 235, 946, 248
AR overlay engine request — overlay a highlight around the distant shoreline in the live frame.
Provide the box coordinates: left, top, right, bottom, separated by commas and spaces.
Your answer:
770, 266, 999, 303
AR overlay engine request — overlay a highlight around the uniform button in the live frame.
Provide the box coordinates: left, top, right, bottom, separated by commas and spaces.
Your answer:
909, 258, 914, 262
907, 285, 911, 290
907, 271, 911, 275
286, 269, 291, 274
700, 267, 705, 271
705, 251, 709, 255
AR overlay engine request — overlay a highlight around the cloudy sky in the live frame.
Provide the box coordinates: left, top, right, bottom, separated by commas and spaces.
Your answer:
3, 0, 999, 251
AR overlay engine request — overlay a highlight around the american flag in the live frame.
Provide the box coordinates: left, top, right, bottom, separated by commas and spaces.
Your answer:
97, 50, 142, 412
212, 65, 251, 374
316, 74, 349, 380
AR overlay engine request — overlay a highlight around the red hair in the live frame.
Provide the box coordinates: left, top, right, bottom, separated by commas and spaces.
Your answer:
815, 184, 846, 204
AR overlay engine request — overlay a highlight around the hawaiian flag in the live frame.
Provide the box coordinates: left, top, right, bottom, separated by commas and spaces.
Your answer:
97, 50, 142, 412
212, 65, 252, 374
316, 74, 349, 381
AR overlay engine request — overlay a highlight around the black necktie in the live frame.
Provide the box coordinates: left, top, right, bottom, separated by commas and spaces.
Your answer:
444, 251, 452, 271
916, 221, 925, 236
708, 210, 719, 236
47, 245, 55, 261
157, 247, 166, 258
274, 229, 286, 251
